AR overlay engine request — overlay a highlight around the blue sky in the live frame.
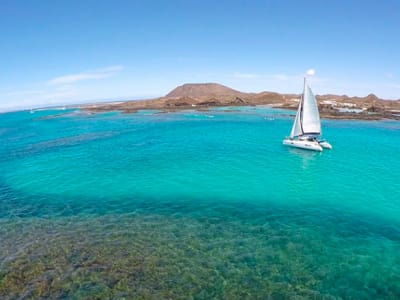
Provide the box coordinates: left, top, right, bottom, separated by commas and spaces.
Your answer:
1, 0, 399, 111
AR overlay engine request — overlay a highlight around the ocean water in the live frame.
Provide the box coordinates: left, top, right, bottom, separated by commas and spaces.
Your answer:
0, 106, 399, 299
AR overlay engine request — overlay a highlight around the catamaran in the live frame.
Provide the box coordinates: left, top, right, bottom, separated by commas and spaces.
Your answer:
283, 79, 332, 151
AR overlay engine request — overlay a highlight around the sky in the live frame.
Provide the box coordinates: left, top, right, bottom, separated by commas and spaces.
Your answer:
1, 0, 399, 111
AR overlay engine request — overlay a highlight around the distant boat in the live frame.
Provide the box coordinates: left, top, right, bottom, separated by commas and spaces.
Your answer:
283, 78, 332, 151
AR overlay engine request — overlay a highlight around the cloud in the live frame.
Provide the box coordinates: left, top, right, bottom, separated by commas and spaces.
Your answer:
233, 72, 259, 79
47, 65, 124, 85
271, 74, 289, 81
306, 68, 316, 76
385, 73, 393, 79
5, 89, 45, 96
386, 83, 400, 89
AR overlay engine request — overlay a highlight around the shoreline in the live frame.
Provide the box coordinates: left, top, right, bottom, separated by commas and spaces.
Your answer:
81, 83, 400, 121
82, 101, 400, 121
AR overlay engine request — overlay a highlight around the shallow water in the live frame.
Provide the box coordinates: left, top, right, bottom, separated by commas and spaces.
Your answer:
0, 107, 399, 299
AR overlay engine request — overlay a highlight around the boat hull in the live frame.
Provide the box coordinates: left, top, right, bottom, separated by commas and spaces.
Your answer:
283, 138, 323, 152
319, 141, 332, 149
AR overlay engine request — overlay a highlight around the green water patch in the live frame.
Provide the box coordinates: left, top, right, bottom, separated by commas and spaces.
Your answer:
1, 211, 399, 299
1, 180, 400, 298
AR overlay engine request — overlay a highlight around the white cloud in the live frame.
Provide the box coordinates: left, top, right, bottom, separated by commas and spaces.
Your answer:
5, 89, 45, 96
47, 65, 124, 85
232, 72, 259, 79
271, 74, 289, 81
306, 68, 316, 76
385, 73, 393, 79
386, 83, 400, 89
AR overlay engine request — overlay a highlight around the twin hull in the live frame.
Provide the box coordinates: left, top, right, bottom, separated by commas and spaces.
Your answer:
282, 138, 323, 152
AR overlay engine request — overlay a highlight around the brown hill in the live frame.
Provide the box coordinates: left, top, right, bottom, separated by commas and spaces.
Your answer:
166, 83, 245, 98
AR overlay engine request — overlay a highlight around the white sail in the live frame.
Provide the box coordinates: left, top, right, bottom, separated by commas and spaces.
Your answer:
290, 97, 303, 138
301, 81, 321, 135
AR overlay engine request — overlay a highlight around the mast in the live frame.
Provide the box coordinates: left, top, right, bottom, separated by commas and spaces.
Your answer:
289, 83, 304, 138
300, 77, 306, 133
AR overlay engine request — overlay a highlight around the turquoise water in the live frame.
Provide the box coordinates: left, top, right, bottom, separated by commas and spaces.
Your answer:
1, 107, 399, 299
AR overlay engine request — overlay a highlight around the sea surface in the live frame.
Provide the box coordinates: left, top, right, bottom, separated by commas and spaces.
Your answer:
0, 106, 399, 299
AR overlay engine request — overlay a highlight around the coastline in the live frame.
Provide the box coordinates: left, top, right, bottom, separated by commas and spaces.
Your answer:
82, 98, 400, 121
81, 83, 400, 121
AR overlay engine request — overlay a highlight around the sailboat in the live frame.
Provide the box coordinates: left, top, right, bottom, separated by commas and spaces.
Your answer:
283, 78, 332, 151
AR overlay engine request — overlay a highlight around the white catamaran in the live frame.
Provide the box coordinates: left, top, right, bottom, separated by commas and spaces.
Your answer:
283, 78, 332, 152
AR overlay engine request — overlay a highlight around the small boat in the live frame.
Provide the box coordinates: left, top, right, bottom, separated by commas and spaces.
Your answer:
283, 78, 332, 151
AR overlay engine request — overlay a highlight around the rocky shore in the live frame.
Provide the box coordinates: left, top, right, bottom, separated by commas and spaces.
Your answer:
83, 83, 400, 120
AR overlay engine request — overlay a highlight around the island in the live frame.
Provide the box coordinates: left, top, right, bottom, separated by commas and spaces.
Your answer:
83, 83, 400, 120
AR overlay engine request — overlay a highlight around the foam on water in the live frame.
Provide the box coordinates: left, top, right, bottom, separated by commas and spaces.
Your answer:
0, 108, 399, 298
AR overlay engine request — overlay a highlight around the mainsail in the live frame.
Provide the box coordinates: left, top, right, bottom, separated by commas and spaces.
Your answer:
301, 80, 321, 135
